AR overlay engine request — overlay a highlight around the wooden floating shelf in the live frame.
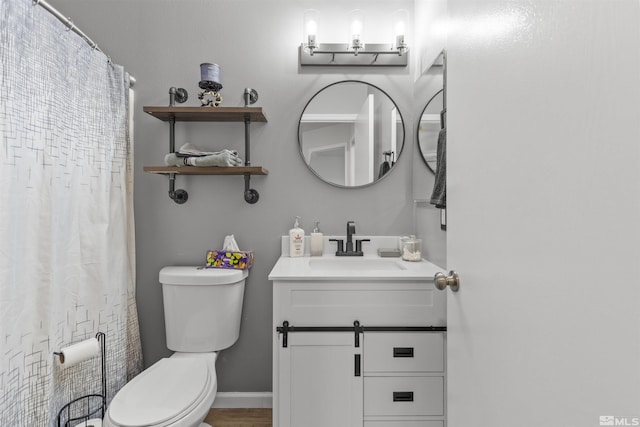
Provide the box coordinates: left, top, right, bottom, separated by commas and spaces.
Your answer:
143, 106, 267, 122
143, 101, 267, 204
143, 166, 269, 176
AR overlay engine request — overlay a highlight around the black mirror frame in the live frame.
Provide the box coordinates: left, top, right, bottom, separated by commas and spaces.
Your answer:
417, 88, 444, 174
297, 80, 406, 189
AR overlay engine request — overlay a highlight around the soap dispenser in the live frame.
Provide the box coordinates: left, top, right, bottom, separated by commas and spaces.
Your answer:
289, 216, 305, 257
310, 221, 324, 256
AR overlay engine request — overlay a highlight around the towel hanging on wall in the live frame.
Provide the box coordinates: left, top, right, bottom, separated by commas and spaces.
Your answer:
430, 125, 446, 208
378, 151, 395, 179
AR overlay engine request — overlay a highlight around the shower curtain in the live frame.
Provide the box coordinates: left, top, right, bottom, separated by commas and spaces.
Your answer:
0, 1, 142, 425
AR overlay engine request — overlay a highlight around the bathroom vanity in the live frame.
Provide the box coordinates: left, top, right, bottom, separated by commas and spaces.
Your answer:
269, 237, 446, 427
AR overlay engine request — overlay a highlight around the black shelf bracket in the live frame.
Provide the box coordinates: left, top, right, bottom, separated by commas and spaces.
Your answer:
167, 90, 189, 204
243, 115, 259, 204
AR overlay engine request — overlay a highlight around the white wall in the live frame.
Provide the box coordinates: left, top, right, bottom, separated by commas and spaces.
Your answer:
414, 0, 447, 79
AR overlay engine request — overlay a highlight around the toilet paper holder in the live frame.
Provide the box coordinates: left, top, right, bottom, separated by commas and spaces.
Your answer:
55, 332, 107, 427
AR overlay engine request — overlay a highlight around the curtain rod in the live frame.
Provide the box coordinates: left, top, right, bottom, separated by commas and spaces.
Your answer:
32, 0, 136, 86
34, 0, 101, 51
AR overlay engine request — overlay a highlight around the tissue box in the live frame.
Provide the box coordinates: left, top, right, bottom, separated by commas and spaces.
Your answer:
206, 250, 254, 270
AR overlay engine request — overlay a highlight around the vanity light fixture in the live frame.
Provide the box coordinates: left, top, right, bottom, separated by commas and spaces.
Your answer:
299, 8, 409, 67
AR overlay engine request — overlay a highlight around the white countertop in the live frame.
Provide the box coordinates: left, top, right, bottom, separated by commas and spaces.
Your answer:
268, 236, 443, 281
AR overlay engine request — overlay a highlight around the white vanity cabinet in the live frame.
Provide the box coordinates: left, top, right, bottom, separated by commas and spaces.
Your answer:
271, 275, 446, 427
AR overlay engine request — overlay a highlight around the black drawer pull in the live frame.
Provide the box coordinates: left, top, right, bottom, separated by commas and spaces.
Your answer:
393, 391, 414, 402
393, 347, 414, 358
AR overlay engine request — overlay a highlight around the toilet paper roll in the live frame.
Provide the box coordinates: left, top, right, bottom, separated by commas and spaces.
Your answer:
57, 338, 101, 368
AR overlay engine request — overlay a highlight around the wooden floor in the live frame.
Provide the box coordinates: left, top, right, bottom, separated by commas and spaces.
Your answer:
204, 408, 272, 427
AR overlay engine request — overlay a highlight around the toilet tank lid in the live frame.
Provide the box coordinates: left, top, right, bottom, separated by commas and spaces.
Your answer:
160, 266, 248, 285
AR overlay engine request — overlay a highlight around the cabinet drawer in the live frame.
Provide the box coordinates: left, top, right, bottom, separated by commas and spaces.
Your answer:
364, 377, 444, 417
274, 282, 446, 326
365, 422, 444, 427
364, 332, 444, 373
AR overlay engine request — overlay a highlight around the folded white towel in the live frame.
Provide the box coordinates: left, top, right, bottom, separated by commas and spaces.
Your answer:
176, 143, 219, 157
164, 150, 243, 167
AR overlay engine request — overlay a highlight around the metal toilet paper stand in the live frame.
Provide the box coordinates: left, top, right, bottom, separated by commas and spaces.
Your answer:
55, 332, 106, 427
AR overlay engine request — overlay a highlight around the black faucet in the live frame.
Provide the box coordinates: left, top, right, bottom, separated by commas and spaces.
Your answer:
330, 221, 370, 256
346, 221, 356, 253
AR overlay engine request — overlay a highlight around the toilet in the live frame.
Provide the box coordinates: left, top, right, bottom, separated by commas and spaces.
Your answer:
103, 266, 248, 427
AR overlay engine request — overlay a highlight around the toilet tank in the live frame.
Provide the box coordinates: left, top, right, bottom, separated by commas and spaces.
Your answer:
159, 266, 248, 352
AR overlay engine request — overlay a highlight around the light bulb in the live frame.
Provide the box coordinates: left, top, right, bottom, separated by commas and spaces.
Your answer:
303, 9, 319, 53
348, 9, 364, 52
392, 9, 409, 54
395, 20, 405, 38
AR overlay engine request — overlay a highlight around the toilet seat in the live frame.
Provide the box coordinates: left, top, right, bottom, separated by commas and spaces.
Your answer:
107, 357, 211, 427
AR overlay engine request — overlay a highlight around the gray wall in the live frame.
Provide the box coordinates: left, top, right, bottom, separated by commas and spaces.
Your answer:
54, 0, 445, 392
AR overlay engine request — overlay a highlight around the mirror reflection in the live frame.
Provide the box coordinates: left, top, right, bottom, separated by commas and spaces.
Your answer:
417, 88, 444, 173
298, 81, 405, 187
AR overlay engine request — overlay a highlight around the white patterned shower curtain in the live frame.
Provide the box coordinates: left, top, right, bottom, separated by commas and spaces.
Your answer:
0, 0, 143, 425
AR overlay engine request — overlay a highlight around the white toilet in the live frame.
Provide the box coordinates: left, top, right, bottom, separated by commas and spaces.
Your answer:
103, 266, 248, 427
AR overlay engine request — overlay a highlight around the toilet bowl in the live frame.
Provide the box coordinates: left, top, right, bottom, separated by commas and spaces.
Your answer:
103, 353, 218, 427
104, 267, 248, 427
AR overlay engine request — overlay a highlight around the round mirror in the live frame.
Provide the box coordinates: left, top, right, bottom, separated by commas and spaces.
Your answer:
298, 81, 405, 187
417, 89, 444, 173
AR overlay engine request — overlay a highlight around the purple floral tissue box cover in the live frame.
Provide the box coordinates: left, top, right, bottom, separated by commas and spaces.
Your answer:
206, 250, 254, 270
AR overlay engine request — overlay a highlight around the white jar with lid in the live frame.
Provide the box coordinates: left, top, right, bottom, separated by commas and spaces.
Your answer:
400, 235, 422, 261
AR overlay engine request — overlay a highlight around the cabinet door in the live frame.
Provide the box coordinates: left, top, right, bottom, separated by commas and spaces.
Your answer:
278, 332, 363, 427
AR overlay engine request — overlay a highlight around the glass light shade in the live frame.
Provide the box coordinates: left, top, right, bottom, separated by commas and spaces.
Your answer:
348, 9, 364, 50
392, 9, 409, 50
303, 9, 319, 49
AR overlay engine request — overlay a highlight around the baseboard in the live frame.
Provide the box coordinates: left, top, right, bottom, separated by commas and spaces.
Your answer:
212, 392, 273, 408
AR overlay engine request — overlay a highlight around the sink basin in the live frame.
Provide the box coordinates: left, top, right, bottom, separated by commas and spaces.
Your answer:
308, 258, 407, 272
